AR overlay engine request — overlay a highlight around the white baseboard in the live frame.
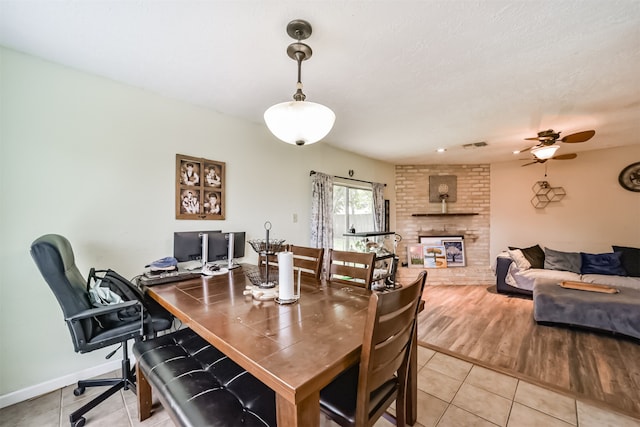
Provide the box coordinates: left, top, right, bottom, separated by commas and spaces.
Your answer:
0, 357, 132, 409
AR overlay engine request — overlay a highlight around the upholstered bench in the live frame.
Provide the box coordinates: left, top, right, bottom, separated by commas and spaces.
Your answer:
533, 282, 640, 340
133, 328, 276, 427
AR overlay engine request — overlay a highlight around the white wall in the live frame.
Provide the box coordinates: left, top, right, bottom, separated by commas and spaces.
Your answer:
0, 47, 395, 400
490, 145, 640, 261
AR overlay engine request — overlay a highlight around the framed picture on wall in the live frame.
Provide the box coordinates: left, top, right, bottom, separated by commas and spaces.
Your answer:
442, 238, 465, 267
176, 154, 225, 220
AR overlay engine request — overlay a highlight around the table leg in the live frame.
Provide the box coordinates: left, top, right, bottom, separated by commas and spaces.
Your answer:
276, 391, 320, 427
136, 363, 152, 422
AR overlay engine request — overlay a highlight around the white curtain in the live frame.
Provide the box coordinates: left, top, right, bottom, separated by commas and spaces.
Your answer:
310, 172, 334, 250
372, 182, 385, 232
310, 172, 333, 278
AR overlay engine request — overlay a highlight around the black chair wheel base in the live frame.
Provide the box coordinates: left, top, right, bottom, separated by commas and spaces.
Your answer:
73, 387, 85, 396
71, 416, 86, 427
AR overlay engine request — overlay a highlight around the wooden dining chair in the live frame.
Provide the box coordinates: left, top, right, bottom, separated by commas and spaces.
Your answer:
289, 245, 324, 280
327, 249, 376, 288
319, 270, 428, 427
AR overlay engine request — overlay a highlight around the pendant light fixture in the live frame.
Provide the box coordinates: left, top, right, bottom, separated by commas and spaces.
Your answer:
264, 19, 335, 146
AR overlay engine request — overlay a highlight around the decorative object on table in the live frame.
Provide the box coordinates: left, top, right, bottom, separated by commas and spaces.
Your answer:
243, 268, 279, 300
531, 180, 566, 208
442, 238, 465, 267
429, 176, 457, 210
175, 154, 225, 220
247, 221, 287, 288
618, 161, 640, 192
263, 19, 335, 146
423, 245, 447, 268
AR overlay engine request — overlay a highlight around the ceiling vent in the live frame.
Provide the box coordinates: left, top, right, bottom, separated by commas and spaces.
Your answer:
463, 142, 488, 149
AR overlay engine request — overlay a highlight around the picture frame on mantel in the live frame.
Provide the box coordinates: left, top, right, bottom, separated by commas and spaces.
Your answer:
176, 154, 225, 220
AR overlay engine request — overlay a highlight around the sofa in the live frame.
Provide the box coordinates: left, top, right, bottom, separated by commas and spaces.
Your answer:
496, 244, 640, 296
495, 244, 640, 339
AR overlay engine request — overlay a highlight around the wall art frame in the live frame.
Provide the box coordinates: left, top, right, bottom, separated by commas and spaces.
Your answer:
442, 238, 465, 267
407, 244, 425, 268
176, 154, 225, 220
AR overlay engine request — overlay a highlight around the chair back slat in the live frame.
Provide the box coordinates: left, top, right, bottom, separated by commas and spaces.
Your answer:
258, 245, 324, 280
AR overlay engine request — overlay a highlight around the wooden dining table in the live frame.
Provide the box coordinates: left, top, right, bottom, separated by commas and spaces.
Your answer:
142, 265, 421, 426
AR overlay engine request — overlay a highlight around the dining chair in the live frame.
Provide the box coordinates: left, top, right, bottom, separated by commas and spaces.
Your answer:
289, 245, 324, 280
319, 270, 428, 427
327, 249, 376, 288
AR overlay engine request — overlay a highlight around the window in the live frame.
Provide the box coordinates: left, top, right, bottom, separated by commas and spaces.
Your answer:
333, 184, 374, 250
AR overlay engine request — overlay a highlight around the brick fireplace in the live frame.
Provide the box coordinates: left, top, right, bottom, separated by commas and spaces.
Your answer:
394, 164, 494, 286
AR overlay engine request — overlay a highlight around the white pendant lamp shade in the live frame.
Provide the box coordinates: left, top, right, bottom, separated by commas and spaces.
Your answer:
531, 145, 559, 160
264, 100, 335, 146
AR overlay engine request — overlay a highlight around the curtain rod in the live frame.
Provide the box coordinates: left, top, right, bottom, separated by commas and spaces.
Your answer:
309, 170, 386, 187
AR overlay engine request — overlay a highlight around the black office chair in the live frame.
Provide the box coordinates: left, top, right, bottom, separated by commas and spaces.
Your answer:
30, 234, 173, 427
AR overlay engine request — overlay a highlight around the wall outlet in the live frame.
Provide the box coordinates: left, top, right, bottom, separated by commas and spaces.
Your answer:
292, 213, 298, 223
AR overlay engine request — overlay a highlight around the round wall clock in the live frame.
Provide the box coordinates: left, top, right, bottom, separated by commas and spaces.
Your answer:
618, 162, 640, 192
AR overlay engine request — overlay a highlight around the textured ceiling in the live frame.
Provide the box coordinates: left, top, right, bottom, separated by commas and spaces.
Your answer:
1, 1, 639, 164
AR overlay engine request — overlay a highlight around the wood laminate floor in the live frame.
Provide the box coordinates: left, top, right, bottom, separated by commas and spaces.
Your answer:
417, 285, 640, 419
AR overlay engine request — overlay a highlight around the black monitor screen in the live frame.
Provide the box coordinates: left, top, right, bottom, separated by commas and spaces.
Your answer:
208, 232, 246, 261
173, 230, 221, 262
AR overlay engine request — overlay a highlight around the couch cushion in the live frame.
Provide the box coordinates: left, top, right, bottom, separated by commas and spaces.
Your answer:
581, 252, 627, 276
544, 247, 581, 274
507, 249, 531, 270
612, 245, 640, 277
508, 244, 544, 269
581, 274, 640, 291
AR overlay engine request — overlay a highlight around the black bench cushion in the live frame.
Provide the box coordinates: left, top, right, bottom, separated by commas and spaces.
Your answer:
133, 328, 276, 427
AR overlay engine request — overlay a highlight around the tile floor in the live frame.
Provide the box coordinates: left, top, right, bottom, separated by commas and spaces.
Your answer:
2, 347, 639, 427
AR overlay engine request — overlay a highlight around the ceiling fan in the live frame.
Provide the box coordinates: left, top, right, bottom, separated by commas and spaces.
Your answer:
518, 128, 595, 166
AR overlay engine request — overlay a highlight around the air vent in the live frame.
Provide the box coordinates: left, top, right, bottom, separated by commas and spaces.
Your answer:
462, 142, 488, 149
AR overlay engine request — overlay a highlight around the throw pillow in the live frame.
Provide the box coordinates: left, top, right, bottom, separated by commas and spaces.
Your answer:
508, 244, 544, 269
581, 252, 627, 276
507, 249, 531, 270
544, 247, 581, 274
612, 245, 640, 277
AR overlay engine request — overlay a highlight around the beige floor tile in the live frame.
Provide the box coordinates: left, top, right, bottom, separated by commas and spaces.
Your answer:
465, 365, 518, 400
408, 389, 448, 427
514, 381, 576, 425
426, 352, 473, 381
576, 401, 640, 427
373, 414, 395, 427
508, 402, 575, 427
417, 345, 436, 368
418, 366, 464, 403
436, 405, 500, 427
451, 383, 512, 427
0, 390, 61, 427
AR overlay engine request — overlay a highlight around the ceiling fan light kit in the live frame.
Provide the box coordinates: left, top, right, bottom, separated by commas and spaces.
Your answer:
264, 19, 335, 146
531, 145, 559, 160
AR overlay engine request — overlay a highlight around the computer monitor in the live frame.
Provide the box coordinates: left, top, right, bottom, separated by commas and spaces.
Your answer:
173, 230, 221, 262
207, 232, 246, 262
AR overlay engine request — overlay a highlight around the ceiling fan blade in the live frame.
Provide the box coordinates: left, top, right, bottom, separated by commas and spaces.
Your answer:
525, 137, 541, 141
560, 130, 595, 143
552, 153, 578, 160
521, 161, 540, 167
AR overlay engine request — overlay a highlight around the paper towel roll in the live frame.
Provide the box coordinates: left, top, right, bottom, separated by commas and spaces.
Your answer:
278, 251, 295, 300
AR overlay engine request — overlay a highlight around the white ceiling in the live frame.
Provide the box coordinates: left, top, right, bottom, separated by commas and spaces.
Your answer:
1, 1, 639, 164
